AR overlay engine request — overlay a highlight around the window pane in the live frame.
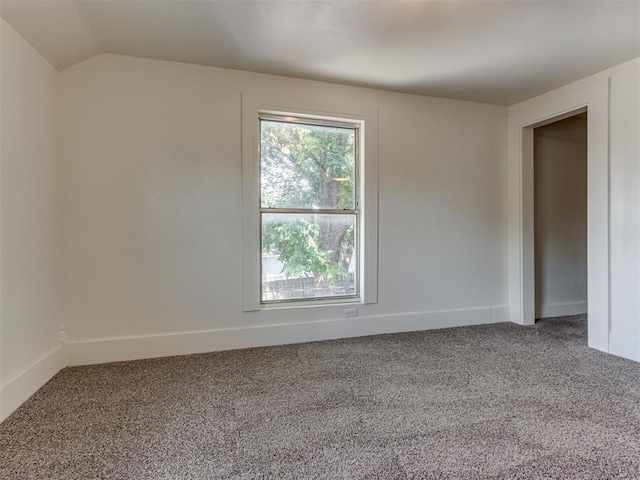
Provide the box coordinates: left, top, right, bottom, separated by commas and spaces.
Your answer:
262, 213, 357, 301
260, 120, 356, 210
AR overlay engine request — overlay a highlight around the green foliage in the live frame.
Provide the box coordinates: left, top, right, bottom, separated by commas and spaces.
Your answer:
262, 218, 349, 284
260, 121, 355, 209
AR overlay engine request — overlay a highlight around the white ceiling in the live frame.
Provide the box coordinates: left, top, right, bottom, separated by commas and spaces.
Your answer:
2, 0, 639, 105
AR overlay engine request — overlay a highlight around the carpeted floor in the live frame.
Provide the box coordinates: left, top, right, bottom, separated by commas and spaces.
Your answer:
1, 315, 639, 479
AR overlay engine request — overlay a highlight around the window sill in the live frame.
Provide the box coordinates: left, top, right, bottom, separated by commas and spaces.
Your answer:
259, 297, 361, 311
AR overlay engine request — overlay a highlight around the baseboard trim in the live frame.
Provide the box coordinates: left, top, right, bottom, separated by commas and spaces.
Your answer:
0, 346, 65, 422
538, 301, 587, 319
609, 331, 640, 363
66, 305, 509, 366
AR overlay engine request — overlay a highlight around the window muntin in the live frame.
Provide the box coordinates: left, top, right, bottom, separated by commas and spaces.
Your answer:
259, 115, 360, 303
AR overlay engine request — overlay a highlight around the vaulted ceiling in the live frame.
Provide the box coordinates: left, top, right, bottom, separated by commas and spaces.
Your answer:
2, 0, 639, 105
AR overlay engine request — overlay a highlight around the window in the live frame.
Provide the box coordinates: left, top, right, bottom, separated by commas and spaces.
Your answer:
242, 94, 378, 310
260, 116, 359, 303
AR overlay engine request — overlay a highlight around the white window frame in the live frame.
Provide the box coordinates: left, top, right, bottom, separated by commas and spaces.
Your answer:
259, 113, 361, 304
242, 93, 378, 311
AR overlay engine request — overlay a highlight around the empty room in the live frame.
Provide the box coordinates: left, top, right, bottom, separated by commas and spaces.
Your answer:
1, 1, 639, 478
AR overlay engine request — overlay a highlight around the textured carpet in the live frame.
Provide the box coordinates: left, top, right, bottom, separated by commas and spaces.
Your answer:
1, 315, 639, 479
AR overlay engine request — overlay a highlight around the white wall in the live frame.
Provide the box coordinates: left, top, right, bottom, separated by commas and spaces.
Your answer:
0, 20, 64, 421
510, 57, 640, 362
59, 54, 508, 364
534, 115, 588, 318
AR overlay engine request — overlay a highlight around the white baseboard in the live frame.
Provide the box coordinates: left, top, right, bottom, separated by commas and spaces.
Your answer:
609, 331, 640, 363
490, 305, 510, 324
0, 346, 65, 422
66, 305, 509, 366
537, 301, 587, 319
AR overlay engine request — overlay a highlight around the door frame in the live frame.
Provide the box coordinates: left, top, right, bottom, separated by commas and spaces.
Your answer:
506, 79, 610, 352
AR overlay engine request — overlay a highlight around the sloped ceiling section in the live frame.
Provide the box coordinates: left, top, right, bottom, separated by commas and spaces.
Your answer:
0, 0, 102, 70
1, 0, 639, 105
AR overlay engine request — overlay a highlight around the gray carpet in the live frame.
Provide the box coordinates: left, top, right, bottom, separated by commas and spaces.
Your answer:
1, 315, 639, 479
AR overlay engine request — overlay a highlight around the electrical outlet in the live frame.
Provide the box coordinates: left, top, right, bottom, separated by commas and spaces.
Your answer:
345, 307, 358, 319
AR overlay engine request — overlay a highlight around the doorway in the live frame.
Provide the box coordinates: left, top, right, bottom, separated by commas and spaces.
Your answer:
534, 114, 588, 320
506, 79, 609, 352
